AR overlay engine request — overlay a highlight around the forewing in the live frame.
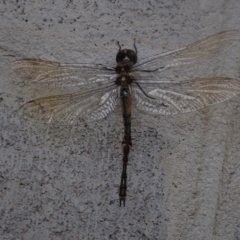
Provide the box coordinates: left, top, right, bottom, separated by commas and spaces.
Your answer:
19, 85, 118, 125
11, 59, 116, 95
133, 31, 240, 74
132, 78, 240, 115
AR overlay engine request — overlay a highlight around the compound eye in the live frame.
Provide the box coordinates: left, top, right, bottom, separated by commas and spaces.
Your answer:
116, 50, 137, 64
128, 50, 137, 64
116, 51, 125, 63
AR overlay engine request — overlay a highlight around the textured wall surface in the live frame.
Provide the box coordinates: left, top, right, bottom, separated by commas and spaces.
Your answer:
1, 0, 240, 239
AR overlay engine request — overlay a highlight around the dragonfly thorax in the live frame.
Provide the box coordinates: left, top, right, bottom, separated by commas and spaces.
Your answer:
115, 74, 133, 87
115, 50, 136, 87
115, 64, 131, 74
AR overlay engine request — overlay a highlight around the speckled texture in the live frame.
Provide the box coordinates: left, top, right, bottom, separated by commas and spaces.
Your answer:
1, 0, 240, 239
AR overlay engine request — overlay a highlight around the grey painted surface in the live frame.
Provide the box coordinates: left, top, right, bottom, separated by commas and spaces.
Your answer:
1, 0, 240, 239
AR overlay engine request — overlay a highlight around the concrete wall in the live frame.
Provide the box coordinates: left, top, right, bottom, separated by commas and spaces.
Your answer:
1, 0, 240, 239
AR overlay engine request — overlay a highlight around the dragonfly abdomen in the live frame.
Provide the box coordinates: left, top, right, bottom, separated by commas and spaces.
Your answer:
119, 87, 132, 206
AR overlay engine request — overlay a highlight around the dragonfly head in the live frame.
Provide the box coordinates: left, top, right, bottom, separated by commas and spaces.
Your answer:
116, 49, 137, 65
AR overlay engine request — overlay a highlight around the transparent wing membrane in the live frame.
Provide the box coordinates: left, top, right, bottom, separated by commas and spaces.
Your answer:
12, 59, 118, 124
12, 31, 240, 124
132, 78, 240, 115
19, 86, 118, 125
11, 59, 60, 81
12, 59, 116, 91
134, 31, 240, 72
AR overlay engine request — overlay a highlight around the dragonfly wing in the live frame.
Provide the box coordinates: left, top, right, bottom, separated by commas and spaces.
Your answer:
11, 59, 61, 81
133, 31, 240, 72
19, 85, 118, 125
132, 78, 240, 115
11, 59, 116, 94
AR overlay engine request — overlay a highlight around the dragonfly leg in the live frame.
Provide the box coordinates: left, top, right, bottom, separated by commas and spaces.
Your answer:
133, 38, 137, 55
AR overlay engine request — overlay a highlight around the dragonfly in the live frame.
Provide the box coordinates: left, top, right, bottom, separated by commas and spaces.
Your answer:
11, 31, 240, 206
